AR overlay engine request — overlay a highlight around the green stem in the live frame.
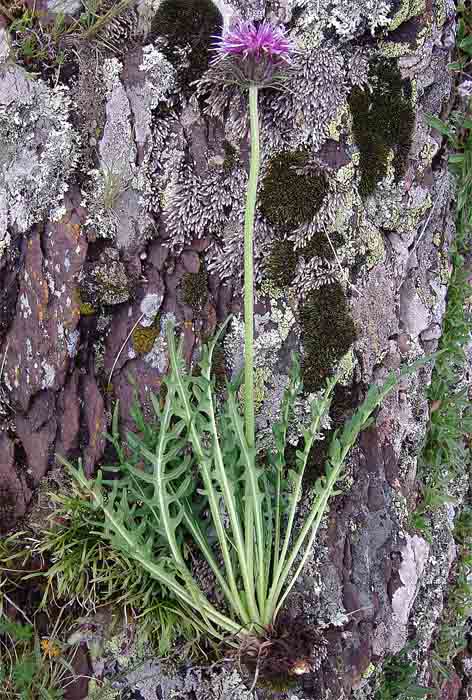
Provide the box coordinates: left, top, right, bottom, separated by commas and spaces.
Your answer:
244, 84, 260, 449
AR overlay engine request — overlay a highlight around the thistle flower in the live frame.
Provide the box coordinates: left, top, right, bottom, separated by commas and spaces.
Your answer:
212, 20, 295, 88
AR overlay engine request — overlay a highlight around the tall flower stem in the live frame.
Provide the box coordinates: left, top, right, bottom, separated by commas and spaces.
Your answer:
243, 83, 260, 449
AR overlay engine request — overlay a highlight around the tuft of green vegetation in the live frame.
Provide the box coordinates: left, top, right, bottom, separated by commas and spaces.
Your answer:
9, 8, 67, 72
259, 151, 328, 228
0, 614, 81, 700
299, 282, 357, 392
131, 324, 160, 354
429, 506, 472, 686
411, 107, 472, 533
100, 166, 128, 211
6, 0, 137, 78
375, 646, 433, 700
409, 15, 472, 688
61, 323, 414, 652
26, 466, 203, 657
447, 3, 472, 78
181, 265, 209, 312
349, 57, 415, 197
152, 0, 222, 95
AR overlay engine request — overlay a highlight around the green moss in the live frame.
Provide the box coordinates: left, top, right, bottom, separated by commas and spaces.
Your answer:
299, 282, 357, 392
256, 675, 298, 692
349, 57, 415, 197
266, 231, 343, 289
302, 230, 343, 260
223, 140, 238, 173
260, 151, 328, 228
266, 239, 299, 287
210, 342, 228, 389
131, 325, 159, 354
79, 302, 96, 316
181, 266, 208, 312
152, 0, 222, 95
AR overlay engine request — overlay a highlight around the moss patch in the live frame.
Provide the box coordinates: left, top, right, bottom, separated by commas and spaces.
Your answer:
131, 325, 159, 354
302, 230, 344, 260
79, 301, 96, 316
260, 151, 328, 227
299, 282, 357, 392
266, 239, 299, 288
223, 140, 238, 173
349, 57, 415, 197
152, 0, 222, 95
181, 266, 208, 312
266, 231, 343, 288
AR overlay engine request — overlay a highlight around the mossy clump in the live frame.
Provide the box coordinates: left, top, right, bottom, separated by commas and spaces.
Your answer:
223, 140, 238, 173
266, 239, 299, 287
256, 675, 298, 692
79, 301, 96, 316
152, 0, 222, 94
131, 325, 159, 354
210, 342, 228, 389
260, 151, 328, 228
299, 282, 357, 392
181, 267, 208, 312
349, 57, 415, 197
266, 231, 343, 288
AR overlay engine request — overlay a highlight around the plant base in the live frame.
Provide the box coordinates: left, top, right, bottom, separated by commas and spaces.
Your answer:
237, 615, 325, 688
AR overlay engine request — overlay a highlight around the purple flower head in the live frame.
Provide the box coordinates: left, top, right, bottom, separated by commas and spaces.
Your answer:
212, 20, 295, 87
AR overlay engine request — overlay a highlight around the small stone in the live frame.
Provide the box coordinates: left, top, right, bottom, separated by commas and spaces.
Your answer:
420, 323, 442, 342
140, 291, 164, 325
47, 0, 82, 14
397, 333, 411, 354
400, 280, 432, 338
89, 137, 97, 147
0, 28, 11, 64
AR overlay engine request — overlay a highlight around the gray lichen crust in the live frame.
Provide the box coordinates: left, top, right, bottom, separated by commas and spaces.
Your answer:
0, 64, 78, 249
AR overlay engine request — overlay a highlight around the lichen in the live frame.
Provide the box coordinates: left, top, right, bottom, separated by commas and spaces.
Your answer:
349, 57, 415, 197
152, 0, 222, 95
132, 324, 160, 354
337, 349, 356, 386
388, 0, 426, 32
79, 251, 130, 308
327, 0, 392, 40
0, 67, 78, 249
181, 266, 208, 312
162, 165, 248, 253
260, 151, 328, 228
299, 283, 357, 392
327, 102, 352, 142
